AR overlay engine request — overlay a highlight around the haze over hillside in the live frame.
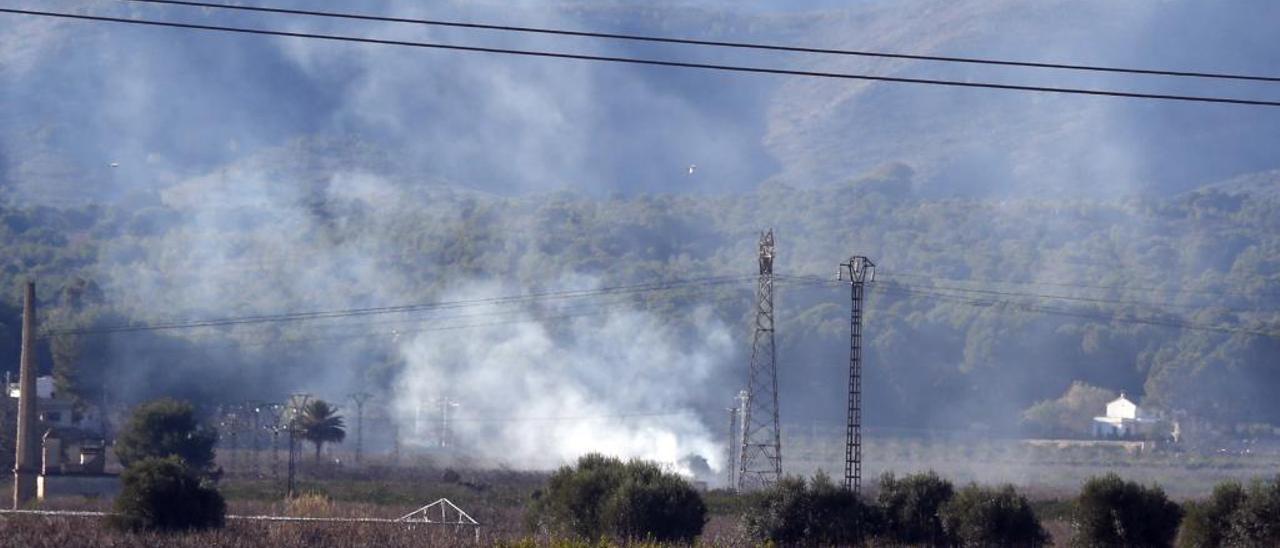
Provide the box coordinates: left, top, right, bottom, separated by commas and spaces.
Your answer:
2, 0, 1278, 473
5, 0, 1280, 201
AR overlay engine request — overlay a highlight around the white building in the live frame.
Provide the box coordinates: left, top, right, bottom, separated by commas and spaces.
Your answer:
5, 375, 91, 428
1092, 392, 1159, 438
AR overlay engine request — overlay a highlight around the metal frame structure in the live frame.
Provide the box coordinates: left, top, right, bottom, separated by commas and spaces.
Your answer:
397, 498, 481, 542
738, 230, 782, 490
724, 404, 738, 488
348, 392, 372, 464
837, 256, 875, 494
285, 393, 311, 498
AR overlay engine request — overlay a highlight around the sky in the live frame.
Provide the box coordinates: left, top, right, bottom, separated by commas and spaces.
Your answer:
3, 0, 1279, 204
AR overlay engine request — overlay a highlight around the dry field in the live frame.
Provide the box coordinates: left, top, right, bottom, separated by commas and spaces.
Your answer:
4, 438, 1275, 547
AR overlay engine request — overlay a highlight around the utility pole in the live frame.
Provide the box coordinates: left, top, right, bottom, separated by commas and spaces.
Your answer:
724, 404, 738, 489
285, 393, 311, 499
437, 397, 458, 448
12, 282, 38, 509
248, 402, 263, 478
837, 256, 875, 494
739, 230, 782, 490
348, 392, 371, 465
268, 403, 285, 484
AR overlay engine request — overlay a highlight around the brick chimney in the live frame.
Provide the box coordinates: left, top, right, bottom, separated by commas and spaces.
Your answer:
13, 281, 38, 508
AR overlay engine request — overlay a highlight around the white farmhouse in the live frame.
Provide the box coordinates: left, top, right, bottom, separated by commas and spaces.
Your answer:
1092, 392, 1159, 438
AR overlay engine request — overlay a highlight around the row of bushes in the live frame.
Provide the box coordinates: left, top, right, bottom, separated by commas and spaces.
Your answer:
743, 471, 1280, 547
98, 398, 1280, 545
525, 454, 707, 543
743, 471, 1048, 546
1179, 477, 1280, 547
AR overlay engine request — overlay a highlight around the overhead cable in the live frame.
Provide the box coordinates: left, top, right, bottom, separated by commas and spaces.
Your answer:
122, 0, 1280, 84
3, 8, 1279, 107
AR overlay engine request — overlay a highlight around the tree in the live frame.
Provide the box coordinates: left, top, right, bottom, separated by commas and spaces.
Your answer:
1178, 481, 1245, 548
527, 453, 706, 543
878, 471, 955, 546
295, 399, 345, 463
1022, 382, 1117, 438
115, 398, 217, 474
941, 483, 1049, 547
111, 456, 225, 532
1225, 475, 1280, 546
743, 471, 878, 545
1070, 473, 1182, 548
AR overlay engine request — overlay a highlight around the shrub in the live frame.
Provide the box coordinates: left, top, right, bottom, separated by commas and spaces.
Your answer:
111, 456, 225, 532
1226, 475, 1280, 546
601, 463, 707, 542
287, 492, 336, 518
941, 483, 1049, 547
743, 471, 878, 545
878, 471, 955, 545
115, 398, 218, 473
1070, 473, 1182, 548
1177, 481, 1244, 548
527, 453, 706, 543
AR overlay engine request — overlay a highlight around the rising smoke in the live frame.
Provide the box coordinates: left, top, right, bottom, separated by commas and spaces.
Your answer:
3, 0, 1279, 476
393, 287, 732, 473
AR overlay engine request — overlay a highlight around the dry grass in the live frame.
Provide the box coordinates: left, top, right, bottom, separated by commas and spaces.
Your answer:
0, 516, 488, 548
284, 492, 335, 518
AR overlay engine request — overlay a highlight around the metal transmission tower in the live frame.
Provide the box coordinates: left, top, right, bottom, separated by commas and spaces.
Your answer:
348, 391, 373, 463
724, 404, 738, 489
738, 230, 781, 490
837, 256, 875, 494
285, 393, 311, 499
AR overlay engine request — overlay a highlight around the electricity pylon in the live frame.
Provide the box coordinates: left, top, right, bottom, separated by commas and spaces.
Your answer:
837, 256, 875, 494
738, 230, 781, 490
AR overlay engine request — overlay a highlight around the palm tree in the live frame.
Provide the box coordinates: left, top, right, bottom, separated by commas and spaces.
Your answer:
295, 399, 346, 464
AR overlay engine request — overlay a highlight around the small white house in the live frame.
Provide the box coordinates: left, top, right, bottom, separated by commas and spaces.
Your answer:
1092, 392, 1159, 438
5, 375, 98, 429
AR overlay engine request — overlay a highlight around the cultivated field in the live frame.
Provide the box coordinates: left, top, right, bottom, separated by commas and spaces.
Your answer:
3, 434, 1278, 546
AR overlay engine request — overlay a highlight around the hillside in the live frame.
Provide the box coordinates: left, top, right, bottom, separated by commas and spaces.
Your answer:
2, 154, 1276, 442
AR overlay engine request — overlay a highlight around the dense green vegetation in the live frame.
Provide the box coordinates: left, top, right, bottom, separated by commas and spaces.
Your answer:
941, 484, 1049, 547
1179, 475, 1280, 547
742, 472, 877, 545
744, 471, 1049, 546
1, 162, 1278, 434
294, 399, 345, 464
111, 456, 226, 533
526, 453, 707, 542
114, 399, 218, 475
1070, 473, 1182, 547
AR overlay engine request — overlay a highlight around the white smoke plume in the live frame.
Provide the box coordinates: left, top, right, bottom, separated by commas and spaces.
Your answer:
393, 284, 732, 474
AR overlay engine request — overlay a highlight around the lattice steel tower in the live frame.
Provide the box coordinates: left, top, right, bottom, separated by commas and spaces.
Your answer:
838, 256, 875, 494
738, 230, 781, 490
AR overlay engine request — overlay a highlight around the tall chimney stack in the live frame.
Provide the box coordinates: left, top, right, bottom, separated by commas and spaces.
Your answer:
13, 281, 38, 508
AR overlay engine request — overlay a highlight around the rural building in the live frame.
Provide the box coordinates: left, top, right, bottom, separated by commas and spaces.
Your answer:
1092, 392, 1159, 438
5, 374, 101, 429
6, 374, 118, 500
37, 429, 119, 500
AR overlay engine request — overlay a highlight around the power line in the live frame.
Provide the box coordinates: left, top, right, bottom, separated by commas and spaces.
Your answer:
123, 0, 1280, 84
778, 274, 1277, 311
878, 270, 1280, 301
891, 281, 1270, 314
60, 290, 747, 355
4, 8, 1280, 108
447, 410, 696, 424
876, 284, 1279, 338
775, 275, 1278, 337
42, 274, 753, 337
